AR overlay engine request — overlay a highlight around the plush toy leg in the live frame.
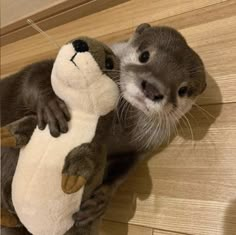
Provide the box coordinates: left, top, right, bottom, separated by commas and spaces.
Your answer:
0, 208, 19, 228
1, 128, 17, 147
63, 143, 107, 235
0, 116, 37, 148
62, 143, 106, 194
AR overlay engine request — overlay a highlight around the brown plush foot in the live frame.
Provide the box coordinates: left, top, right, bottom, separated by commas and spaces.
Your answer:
1, 127, 16, 147
1, 208, 19, 228
1, 116, 37, 148
62, 174, 86, 194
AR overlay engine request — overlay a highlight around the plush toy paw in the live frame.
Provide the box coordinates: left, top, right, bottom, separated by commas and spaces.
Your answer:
0, 208, 20, 228
61, 175, 87, 194
37, 96, 70, 137
73, 185, 112, 226
1, 116, 37, 148
61, 144, 97, 194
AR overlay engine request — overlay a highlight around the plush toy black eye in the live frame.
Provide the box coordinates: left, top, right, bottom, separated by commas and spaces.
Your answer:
139, 51, 150, 63
72, 40, 89, 53
178, 86, 188, 97
105, 58, 114, 70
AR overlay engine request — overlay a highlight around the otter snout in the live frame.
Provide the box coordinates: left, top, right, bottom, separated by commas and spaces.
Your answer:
141, 80, 164, 102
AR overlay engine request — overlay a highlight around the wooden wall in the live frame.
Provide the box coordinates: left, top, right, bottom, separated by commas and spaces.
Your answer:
1, 0, 64, 27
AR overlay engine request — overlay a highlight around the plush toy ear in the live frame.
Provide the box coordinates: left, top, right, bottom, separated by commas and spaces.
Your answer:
135, 23, 151, 34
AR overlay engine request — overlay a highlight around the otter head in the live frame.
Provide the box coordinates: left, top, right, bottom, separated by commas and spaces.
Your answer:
51, 37, 119, 116
120, 24, 206, 121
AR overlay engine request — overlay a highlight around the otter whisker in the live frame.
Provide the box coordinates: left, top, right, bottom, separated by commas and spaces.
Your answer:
156, 112, 166, 147
177, 108, 194, 147
145, 117, 160, 150
193, 104, 216, 120
165, 113, 171, 146
169, 112, 179, 137
159, 112, 167, 146
27, 19, 61, 49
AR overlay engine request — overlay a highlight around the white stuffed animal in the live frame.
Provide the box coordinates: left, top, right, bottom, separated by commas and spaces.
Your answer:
11, 37, 119, 235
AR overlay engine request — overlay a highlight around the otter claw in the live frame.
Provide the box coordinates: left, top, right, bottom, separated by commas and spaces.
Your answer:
62, 174, 86, 194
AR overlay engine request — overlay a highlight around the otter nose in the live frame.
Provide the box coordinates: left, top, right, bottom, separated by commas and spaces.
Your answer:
141, 80, 164, 102
72, 39, 89, 53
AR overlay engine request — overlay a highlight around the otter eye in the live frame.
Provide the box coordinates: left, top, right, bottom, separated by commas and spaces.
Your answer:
178, 86, 188, 97
139, 51, 150, 63
105, 57, 114, 70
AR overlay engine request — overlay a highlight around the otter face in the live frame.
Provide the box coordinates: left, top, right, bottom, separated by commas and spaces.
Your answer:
120, 25, 206, 119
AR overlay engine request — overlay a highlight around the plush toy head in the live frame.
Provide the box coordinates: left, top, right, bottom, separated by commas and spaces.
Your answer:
51, 37, 120, 116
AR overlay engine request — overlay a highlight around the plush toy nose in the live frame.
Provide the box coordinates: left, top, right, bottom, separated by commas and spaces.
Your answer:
72, 40, 89, 53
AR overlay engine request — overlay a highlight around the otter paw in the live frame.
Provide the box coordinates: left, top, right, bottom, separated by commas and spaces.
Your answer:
37, 97, 70, 137
73, 185, 112, 226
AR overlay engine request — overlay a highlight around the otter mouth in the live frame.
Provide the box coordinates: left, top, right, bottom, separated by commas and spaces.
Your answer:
70, 53, 79, 68
123, 92, 150, 114
120, 82, 149, 114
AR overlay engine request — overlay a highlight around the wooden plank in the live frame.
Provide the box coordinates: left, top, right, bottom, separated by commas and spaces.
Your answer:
153, 230, 190, 235
1, 0, 128, 46
103, 103, 236, 235
0, 0, 224, 76
1, 0, 235, 107
101, 220, 153, 235
1, 0, 89, 31
2, 0, 61, 28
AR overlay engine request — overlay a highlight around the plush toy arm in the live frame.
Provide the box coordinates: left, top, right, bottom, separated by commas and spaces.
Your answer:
62, 143, 106, 194
0, 116, 37, 148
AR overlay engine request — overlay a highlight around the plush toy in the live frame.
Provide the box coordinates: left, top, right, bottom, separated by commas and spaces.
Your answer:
1, 37, 119, 235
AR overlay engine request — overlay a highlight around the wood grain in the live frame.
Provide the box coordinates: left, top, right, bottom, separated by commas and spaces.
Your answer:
1, 0, 128, 46
1, 0, 225, 76
1, 0, 236, 234
101, 220, 152, 235
153, 230, 189, 235
1, 0, 64, 28
1, 0, 88, 31
103, 103, 236, 234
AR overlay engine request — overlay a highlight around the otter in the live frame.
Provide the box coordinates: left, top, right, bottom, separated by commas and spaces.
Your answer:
0, 24, 206, 234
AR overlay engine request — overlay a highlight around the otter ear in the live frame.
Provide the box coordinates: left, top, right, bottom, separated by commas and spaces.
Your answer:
135, 23, 151, 34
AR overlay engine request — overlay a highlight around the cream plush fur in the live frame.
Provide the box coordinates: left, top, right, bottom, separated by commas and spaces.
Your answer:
12, 43, 119, 235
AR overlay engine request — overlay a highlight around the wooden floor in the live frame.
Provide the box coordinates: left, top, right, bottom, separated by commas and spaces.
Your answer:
1, 0, 236, 234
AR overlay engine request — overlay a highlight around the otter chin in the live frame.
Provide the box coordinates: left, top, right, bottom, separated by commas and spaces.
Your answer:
114, 24, 206, 150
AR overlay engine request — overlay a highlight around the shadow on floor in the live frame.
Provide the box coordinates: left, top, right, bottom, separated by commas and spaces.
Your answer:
103, 73, 223, 235
224, 199, 236, 235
